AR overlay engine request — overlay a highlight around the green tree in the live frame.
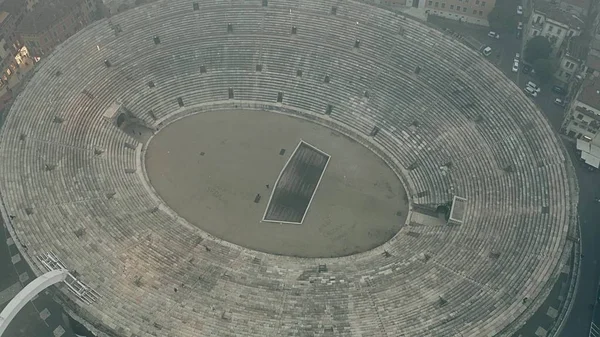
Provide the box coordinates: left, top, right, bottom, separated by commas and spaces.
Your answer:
533, 58, 557, 82
525, 36, 552, 63
488, 3, 518, 33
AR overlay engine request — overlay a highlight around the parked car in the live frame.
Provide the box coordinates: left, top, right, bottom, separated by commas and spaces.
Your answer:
482, 46, 492, 57
488, 31, 500, 39
516, 30, 522, 39
512, 61, 519, 72
527, 81, 541, 92
514, 52, 520, 60
552, 85, 568, 95
517, 22, 523, 30
522, 64, 532, 74
517, 5, 523, 15
554, 98, 566, 107
524, 86, 538, 97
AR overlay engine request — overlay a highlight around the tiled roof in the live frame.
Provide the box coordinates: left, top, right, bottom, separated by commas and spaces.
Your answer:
566, 34, 590, 60
578, 77, 600, 111
562, 0, 590, 11
534, 1, 585, 29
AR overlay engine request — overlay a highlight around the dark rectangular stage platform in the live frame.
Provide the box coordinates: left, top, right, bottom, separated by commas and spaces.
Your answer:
262, 141, 330, 224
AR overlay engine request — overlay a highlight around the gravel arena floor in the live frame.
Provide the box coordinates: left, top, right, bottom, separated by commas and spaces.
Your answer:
144, 110, 409, 258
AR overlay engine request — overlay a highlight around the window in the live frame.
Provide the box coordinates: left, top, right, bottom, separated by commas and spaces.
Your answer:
479, 10, 483, 15
481, 1, 485, 6
441, 3, 445, 8
565, 73, 571, 79
473, 9, 477, 14
435, 2, 438, 7
457, 6, 460, 10
450, 4, 454, 9
556, 28, 562, 34
548, 26, 553, 32
533, 30, 539, 36
568, 31, 574, 37
577, 114, 584, 120
476, 0, 479, 3
462, 6, 466, 11
428, 0, 432, 5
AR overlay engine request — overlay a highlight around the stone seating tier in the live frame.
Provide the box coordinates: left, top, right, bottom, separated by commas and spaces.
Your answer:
0, 0, 576, 336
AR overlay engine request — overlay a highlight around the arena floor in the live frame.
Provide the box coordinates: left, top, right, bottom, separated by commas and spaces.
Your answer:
144, 110, 409, 257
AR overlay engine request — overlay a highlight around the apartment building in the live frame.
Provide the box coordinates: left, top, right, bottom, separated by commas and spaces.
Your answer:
528, 1, 585, 56
562, 75, 600, 140
555, 34, 589, 83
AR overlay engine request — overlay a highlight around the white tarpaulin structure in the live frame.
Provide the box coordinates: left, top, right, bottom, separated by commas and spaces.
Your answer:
576, 138, 600, 168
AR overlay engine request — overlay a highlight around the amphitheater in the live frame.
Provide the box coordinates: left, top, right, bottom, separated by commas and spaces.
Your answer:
0, 0, 580, 336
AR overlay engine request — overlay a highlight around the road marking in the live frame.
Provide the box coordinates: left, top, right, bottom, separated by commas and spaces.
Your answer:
19, 272, 29, 283
546, 306, 558, 319
590, 322, 600, 337
535, 326, 548, 337
11, 254, 20, 264
0, 282, 22, 306
53, 325, 65, 337
39, 307, 51, 320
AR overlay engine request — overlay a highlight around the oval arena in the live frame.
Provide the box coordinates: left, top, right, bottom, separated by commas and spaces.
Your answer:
0, 0, 579, 336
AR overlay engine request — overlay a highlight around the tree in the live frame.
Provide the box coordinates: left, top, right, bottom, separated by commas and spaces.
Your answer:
533, 58, 557, 82
525, 36, 552, 64
488, 2, 518, 33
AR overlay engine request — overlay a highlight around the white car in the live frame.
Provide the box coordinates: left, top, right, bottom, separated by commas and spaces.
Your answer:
554, 98, 567, 107
526, 81, 541, 92
515, 52, 520, 60
482, 46, 492, 57
488, 31, 500, 39
517, 22, 524, 30
517, 5, 523, 15
512, 61, 519, 72
524, 86, 538, 97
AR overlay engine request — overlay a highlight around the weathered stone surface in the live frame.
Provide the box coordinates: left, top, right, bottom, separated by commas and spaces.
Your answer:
0, 0, 577, 336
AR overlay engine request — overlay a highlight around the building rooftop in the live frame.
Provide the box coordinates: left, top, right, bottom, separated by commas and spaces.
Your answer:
577, 77, 600, 111
16, 0, 80, 34
566, 34, 590, 60
561, 0, 590, 12
587, 48, 600, 71
535, 1, 585, 29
